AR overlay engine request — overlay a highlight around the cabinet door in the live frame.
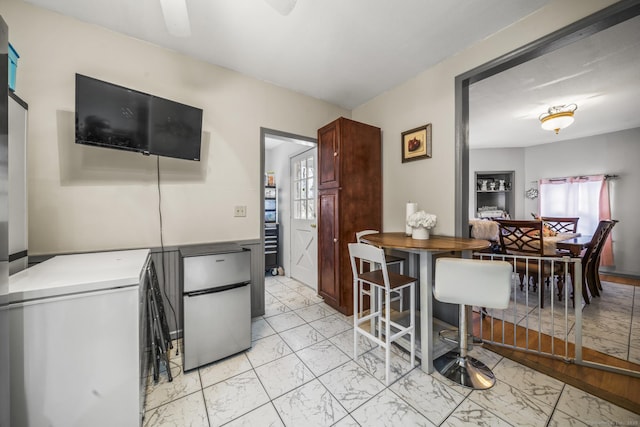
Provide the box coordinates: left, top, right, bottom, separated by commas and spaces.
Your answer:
318, 119, 340, 189
317, 189, 340, 307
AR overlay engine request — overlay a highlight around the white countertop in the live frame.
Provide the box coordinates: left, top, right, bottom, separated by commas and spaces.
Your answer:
9, 249, 150, 303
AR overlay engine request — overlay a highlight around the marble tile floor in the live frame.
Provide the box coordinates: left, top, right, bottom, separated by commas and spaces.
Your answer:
144, 275, 640, 426
483, 278, 640, 364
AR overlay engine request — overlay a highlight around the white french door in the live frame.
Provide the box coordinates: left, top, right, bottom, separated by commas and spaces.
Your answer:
290, 148, 318, 290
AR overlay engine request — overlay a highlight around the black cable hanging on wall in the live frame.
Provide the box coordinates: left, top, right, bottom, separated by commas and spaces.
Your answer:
157, 155, 179, 356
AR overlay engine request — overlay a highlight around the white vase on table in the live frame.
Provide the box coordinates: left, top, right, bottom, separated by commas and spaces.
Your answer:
412, 226, 430, 240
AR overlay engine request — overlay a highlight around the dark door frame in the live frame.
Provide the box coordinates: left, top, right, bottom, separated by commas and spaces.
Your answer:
259, 127, 317, 276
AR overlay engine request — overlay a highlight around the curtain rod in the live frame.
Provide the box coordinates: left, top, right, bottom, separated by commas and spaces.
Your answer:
545, 174, 619, 182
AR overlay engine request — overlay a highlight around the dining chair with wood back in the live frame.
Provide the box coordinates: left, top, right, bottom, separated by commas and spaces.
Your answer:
496, 219, 563, 308
558, 219, 617, 304
583, 219, 617, 298
540, 217, 580, 234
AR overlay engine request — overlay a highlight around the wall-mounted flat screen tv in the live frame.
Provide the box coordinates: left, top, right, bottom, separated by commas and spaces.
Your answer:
75, 74, 203, 161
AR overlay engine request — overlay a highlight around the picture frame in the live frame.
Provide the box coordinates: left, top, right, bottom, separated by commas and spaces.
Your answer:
401, 123, 432, 163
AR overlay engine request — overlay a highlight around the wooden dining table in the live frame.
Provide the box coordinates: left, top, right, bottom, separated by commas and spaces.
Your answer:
555, 234, 592, 256
360, 232, 490, 374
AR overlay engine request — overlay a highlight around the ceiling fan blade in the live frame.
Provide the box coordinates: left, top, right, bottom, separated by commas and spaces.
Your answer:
264, 0, 297, 16
159, 0, 191, 37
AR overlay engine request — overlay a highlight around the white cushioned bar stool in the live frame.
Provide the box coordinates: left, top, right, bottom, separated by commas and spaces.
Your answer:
348, 243, 416, 386
433, 257, 512, 389
355, 230, 405, 311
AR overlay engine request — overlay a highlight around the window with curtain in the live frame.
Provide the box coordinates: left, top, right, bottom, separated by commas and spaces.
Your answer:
539, 174, 613, 265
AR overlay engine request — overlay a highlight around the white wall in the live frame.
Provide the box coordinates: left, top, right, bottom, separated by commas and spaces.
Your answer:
525, 128, 640, 275
1, 0, 348, 255
352, 0, 616, 236
469, 148, 525, 219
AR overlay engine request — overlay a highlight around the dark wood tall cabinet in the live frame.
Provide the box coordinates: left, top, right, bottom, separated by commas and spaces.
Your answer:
317, 117, 382, 315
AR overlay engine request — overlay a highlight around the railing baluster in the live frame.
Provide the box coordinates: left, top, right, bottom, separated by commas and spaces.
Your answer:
470, 251, 638, 378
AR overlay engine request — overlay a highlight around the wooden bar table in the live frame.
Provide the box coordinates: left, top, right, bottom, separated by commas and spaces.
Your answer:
361, 232, 490, 374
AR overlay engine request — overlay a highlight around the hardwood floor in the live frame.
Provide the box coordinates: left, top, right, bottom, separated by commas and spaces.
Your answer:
473, 274, 640, 414
600, 273, 640, 287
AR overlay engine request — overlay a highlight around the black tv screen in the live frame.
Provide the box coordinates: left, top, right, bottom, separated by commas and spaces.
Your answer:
149, 96, 203, 161
75, 74, 150, 154
75, 74, 203, 161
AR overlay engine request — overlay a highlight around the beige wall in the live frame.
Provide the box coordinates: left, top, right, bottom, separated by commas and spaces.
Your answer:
352, 0, 617, 236
1, 0, 348, 255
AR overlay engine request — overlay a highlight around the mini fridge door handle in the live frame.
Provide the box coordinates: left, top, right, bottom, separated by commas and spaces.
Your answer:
185, 281, 249, 297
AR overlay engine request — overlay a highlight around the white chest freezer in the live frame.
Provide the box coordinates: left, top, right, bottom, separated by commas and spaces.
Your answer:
8, 249, 150, 427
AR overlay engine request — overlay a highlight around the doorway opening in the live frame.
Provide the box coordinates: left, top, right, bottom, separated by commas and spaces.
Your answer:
455, 1, 640, 253
261, 128, 317, 290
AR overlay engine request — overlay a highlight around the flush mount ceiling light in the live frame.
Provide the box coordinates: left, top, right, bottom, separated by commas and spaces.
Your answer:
539, 103, 577, 134
160, 0, 191, 37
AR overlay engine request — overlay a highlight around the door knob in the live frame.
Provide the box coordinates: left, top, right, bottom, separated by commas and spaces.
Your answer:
333, 238, 338, 243
310, 224, 317, 228
333, 152, 338, 157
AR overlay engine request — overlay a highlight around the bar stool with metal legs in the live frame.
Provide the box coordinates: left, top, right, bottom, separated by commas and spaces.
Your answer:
433, 257, 512, 389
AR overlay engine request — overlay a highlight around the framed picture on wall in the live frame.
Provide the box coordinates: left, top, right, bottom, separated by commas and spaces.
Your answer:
401, 123, 432, 163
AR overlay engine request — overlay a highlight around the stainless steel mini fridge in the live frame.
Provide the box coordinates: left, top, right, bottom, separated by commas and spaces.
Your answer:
180, 244, 251, 371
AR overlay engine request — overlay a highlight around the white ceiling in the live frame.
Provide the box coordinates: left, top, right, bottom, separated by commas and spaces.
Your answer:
469, 13, 640, 149
24, 0, 550, 110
